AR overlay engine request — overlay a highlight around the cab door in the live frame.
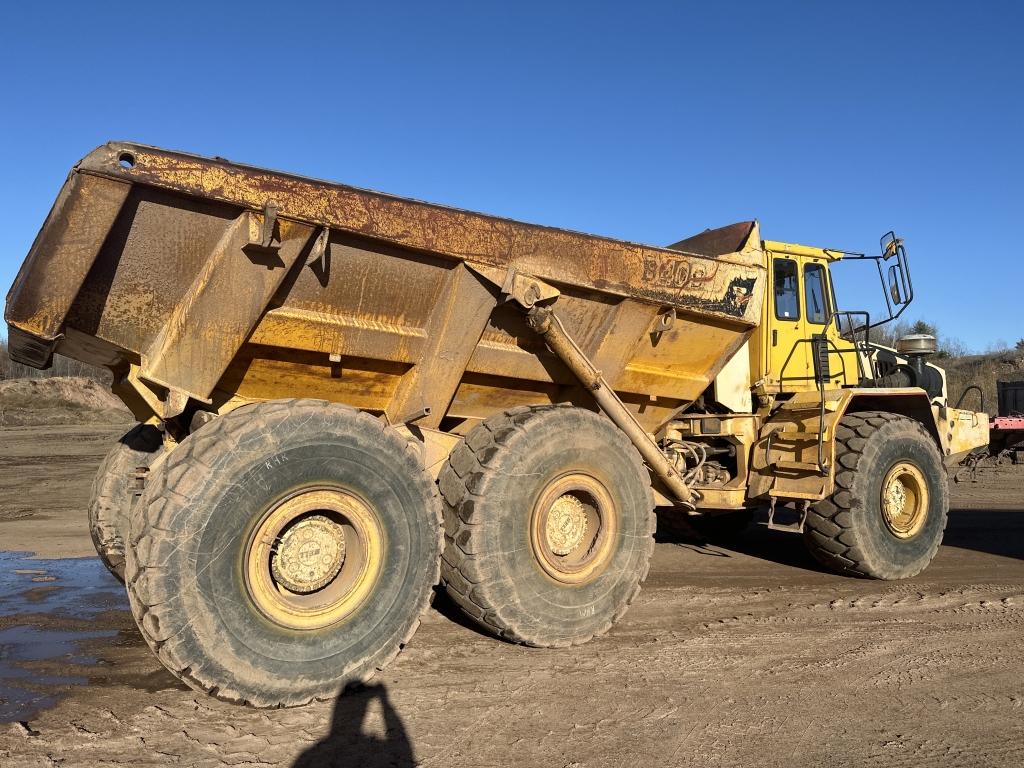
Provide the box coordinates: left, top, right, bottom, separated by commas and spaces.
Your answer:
804, 258, 859, 387
767, 255, 811, 390
802, 259, 833, 382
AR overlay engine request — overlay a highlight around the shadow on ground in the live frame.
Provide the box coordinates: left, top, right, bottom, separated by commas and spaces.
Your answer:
654, 508, 828, 573
292, 682, 416, 768
656, 503, 1024, 572
712, 522, 824, 571
943, 508, 1024, 560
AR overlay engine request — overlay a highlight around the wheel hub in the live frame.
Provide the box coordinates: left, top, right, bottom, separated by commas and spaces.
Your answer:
880, 461, 928, 539
245, 488, 383, 630
883, 479, 908, 520
529, 473, 618, 585
271, 515, 346, 593
546, 494, 588, 556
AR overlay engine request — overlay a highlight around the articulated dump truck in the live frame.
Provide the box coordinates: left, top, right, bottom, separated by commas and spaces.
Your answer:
5, 143, 989, 707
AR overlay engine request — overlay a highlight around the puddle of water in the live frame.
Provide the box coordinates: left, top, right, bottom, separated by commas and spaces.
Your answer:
0, 625, 116, 722
0, 551, 127, 621
0, 551, 125, 722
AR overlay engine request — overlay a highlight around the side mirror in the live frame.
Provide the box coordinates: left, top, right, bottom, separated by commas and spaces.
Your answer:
888, 264, 904, 304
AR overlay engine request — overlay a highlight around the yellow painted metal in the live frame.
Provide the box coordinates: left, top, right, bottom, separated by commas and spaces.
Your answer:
880, 461, 929, 539
244, 488, 384, 631
5, 173, 130, 344
761, 240, 843, 262
749, 389, 886, 502
663, 414, 759, 510
75, 142, 766, 316
765, 253, 810, 386
754, 245, 859, 394
270, 515, 347, 594
938, 405, 991, 464
746, 386, 992, 503
5, 142, 768, 436
687, 487, 749, 508
545, 494, 589, 556
4, 141, 994, 516
140, 211, 316, 410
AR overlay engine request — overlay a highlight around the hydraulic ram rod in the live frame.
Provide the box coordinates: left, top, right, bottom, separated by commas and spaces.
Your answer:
526, 305, 698, 509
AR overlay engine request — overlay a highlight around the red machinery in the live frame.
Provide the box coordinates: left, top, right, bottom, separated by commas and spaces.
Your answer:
955, 380, 1023, 480
991, 380, 1024, 464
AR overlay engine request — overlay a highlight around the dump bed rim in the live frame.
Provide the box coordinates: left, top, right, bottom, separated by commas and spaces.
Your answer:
80, 141, 761, 271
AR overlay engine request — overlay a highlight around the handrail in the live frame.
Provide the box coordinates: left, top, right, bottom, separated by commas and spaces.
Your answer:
832, 310, 874, 381
955, 385, 985, 413
775, 335, 853, 476
777, 337, 850, 389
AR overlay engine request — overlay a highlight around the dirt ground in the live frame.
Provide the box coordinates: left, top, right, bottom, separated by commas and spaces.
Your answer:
0, 378, 129, 427
1, 424, 1023, 767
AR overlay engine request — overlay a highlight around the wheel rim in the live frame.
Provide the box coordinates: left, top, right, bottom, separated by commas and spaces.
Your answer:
880, 461, 929, 539
530, 473, 617, 585
245, 487, 384, 630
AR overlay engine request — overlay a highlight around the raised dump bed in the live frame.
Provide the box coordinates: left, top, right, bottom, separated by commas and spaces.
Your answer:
6, 142, 765, 435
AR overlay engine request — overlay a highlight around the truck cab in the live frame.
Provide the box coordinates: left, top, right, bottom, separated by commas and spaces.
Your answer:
753, 240, 855, 393
751, 234, 946, 403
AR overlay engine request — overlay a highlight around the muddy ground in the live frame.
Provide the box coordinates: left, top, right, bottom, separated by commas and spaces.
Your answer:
1, 424, 1022, 767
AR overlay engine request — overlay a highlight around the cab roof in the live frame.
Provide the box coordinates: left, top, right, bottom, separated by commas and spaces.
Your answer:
762, 240, 844, 262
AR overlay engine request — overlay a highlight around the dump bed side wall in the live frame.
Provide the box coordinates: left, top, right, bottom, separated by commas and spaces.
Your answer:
7, 143, 766, 431
71, 143, 766, 314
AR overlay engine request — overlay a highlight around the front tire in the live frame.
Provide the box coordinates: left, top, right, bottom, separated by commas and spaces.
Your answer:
439, 405, 655, 647
803, 411, 948, 580
125, 399, 441, 707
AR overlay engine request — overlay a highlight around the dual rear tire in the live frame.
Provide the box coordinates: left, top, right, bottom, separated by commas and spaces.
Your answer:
439, 405, 656, 647
88, 423, 164, 582
112, 401, 655, 705
88, 402, 946, 708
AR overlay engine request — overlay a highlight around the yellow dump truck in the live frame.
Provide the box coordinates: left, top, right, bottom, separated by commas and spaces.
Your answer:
5, 143, 989, 707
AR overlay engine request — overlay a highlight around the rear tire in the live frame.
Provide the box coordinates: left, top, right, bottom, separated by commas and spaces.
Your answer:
125, 399, 441, 707
88, 423, 164, 581
439, 405, 655, 647
803, 411, 947, 580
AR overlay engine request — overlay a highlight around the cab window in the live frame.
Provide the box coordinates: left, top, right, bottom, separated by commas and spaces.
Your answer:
773, 258, 799, 320
804, 263, 829, 324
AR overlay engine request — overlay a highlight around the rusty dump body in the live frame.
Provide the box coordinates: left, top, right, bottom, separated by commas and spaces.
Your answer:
6, 142, 765, 436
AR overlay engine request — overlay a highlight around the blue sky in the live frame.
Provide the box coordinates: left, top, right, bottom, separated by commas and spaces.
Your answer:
1, 2, 1021, 351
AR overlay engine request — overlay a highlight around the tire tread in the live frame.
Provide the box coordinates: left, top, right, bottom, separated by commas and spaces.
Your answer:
439, 405, 655, 647
803, 410, 947, 580
125, 399, 442, 708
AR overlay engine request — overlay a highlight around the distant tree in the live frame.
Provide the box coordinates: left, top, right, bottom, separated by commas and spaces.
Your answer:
871, 319, 911, 348
1016, 338, 1024, 351
869, 318, 968, 359
940, 337, 968, 359
910, 320, 937, 337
